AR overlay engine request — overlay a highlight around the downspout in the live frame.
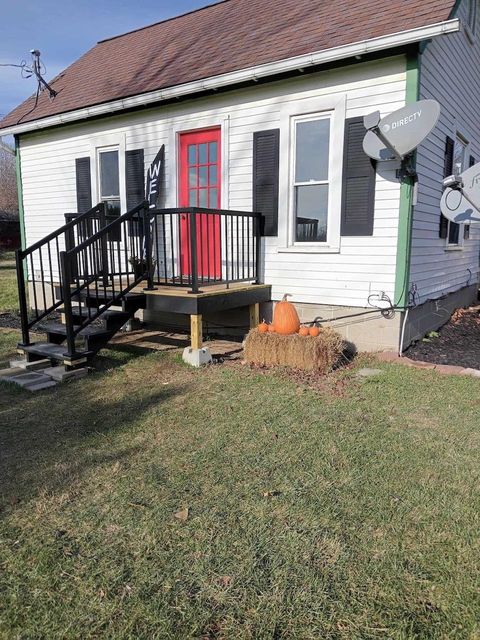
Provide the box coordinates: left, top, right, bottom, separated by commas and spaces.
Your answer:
395, 52, 420, 355
14, 136, 26, 251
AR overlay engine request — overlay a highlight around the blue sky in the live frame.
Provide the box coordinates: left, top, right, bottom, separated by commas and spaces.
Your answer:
0, 0, 214, 121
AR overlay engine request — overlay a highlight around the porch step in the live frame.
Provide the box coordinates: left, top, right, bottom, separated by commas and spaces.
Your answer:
68, 291, 147, 314
57, 307, 131, 329
20, 342, 91, 364
38, 321, 115, 339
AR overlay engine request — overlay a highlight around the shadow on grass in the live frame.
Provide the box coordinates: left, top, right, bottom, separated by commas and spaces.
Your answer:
0, 347, 187, 515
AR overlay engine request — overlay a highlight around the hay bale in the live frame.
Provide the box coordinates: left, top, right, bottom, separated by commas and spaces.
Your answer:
244, 328, 344, 372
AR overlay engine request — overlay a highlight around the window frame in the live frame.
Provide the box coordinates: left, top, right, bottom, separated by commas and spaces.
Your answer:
89, 133, 127, 217
291, 113, 332, 244
277, 94, 346, 253
97, 145, 121, 215
446, 133, 469, 248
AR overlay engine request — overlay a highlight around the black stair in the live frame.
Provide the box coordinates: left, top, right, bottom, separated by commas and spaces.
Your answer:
20, 292, 146, 367
15, 201, 153, 370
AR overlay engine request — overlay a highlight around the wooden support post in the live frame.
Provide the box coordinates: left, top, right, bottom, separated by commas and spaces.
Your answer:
249, 303, 260, 329
191, 314, 203, 350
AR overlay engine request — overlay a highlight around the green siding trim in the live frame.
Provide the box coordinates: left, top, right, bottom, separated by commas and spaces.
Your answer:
15, 136, 26, 251
394, 53, 419, 308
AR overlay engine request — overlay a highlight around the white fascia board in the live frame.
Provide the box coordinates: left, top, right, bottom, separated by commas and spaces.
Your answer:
2, 18, 460, 137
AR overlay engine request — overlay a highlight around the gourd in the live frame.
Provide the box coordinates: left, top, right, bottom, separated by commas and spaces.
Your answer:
258, 321, 269, 333
273, 294, 300, 335
309, 326, 320, 337
299, 326, 309, 337
268, 324, 276, 333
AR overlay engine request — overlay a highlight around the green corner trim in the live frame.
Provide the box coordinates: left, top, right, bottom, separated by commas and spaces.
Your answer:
394, 53, 420, 308
15, 136, 26, 251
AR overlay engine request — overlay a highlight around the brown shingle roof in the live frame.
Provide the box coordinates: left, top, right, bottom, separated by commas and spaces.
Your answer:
0, 0, 456, 131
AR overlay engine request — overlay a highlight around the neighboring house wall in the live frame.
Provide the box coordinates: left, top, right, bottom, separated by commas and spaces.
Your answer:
18, 56, 406, 314
411, 0, 480, 306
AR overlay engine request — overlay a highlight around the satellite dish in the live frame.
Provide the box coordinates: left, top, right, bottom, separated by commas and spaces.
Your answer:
440, 162, 480, 224
363, 99, 441, 161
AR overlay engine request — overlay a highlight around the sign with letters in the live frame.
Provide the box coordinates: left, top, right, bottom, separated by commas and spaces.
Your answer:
441, 161, 480, 224
363, 100, 441, 161
146, 144, 165, 209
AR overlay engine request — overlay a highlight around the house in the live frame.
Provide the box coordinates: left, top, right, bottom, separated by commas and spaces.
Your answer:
0, 0, 478, 365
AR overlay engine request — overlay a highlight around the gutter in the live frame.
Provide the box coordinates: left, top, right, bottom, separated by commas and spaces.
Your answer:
0, 18, 460, 137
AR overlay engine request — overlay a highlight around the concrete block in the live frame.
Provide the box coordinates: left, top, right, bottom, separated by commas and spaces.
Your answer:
27, 381, 57, 392
0, 367, 26, 378
43, 366, 88, 382
182, 347, 213, 368
10, 358, 50, 371
6, 372, 54, 389
356, 368, 383, 378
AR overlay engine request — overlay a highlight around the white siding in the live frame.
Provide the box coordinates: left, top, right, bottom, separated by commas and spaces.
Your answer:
19, 56, 407, 307
411, 0, 480, 303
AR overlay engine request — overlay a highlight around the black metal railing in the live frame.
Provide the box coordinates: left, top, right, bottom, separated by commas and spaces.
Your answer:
15, 203, 106, 346
16, 202, 262, 354
150, 207, 261, 293
59, 202, 151, 358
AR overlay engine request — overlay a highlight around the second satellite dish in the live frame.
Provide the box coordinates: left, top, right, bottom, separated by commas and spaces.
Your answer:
363, 100, 441, 161
440, 162, 480, 224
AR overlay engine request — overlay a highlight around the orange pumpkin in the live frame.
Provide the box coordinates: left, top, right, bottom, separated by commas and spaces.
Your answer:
309, 326, 320, 337
258, 320, 269, 333
268, 324, 276, 333
299, 326, 309, 337
273, 294, 300, 335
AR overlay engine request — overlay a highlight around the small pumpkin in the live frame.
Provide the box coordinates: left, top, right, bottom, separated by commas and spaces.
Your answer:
268, 324, 276, 333
273, 294, 300, 335
258, 320, 269, 333
299, 326, 309, 337
309, 326, 320, 338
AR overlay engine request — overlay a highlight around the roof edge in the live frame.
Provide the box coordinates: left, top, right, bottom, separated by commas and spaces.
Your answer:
1, 18, 460, 138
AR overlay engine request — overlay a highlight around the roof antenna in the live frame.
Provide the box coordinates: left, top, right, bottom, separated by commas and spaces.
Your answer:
29, 50, 57, 99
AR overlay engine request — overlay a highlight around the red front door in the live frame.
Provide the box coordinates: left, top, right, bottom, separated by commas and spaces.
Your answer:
179, 128, 221, 279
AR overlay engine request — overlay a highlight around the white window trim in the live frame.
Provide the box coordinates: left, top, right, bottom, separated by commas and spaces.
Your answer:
277, 94, 346, 253
445, 131, 470, 250
97, 146, 121, 204
89, 132, 126, 213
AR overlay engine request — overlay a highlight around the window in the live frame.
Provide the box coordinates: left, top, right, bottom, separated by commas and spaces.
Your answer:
293, 115, 331, 243
98, 147, 120, 218
466, 0, 477, 34
447, 135, 468, 246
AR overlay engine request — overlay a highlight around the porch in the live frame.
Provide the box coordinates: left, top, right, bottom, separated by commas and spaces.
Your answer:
16, 203, 270, 367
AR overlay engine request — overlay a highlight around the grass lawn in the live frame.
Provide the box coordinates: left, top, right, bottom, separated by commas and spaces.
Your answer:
0, 327, 479, 639
0, 250, 18, 312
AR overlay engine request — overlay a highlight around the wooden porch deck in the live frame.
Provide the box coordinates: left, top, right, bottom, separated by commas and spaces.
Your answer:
132, 281, 272, 350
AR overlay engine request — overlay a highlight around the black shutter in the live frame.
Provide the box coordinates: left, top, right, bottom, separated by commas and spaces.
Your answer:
464, 155, 476, 240
75, 157, 92, 213
253, 129, 279, 236
439, 136, 455, 239
126, 149, 145, 212
341, 117, 376, 236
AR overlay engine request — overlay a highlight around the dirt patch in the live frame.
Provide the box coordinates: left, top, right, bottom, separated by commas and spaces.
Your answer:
406, 306, 480, 370
0, 312, 21, 330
